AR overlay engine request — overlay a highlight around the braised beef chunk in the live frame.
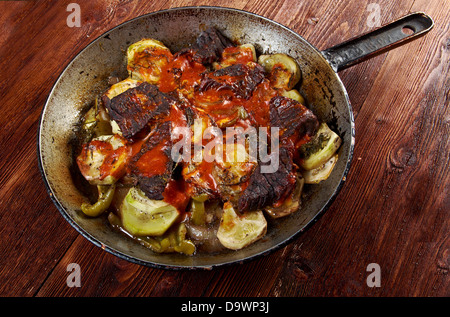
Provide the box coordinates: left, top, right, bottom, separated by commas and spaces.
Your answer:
137, 175, 170, 200
103, 82, 174, 140
270, 96, 319, 141
184, 106, 196, 126
192, 27, 234, 64
176, 28, 234, 65
198, 63, 266, 99
237, 147, 297, 212
129, 121, 174, 200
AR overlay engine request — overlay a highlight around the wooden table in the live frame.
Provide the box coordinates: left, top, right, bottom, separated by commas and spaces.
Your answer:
1, 0, 448, 299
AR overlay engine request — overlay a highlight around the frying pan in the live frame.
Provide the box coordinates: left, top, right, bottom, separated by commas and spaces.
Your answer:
37, 6, 433, 269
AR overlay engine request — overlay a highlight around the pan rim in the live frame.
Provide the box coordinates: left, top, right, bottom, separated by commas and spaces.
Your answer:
37, 5, 355, 270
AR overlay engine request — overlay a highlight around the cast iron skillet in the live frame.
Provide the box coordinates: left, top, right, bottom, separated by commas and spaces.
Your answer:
37, 7, 433, 269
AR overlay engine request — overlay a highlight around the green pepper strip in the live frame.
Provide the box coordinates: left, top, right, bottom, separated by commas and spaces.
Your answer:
136, 223, 196, 256
81, 184, 116, 217
190, 194, 208, 226
191, 200, 206, 226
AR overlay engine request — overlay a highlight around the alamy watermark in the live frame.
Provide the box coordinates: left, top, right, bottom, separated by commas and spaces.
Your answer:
66, 263, 81, 287
66, 3, 81, 28
366, 263, 381, 287
366, 3, 381, 28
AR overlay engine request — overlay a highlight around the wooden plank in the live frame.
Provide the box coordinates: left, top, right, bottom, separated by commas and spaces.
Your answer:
0, 1, 80, 296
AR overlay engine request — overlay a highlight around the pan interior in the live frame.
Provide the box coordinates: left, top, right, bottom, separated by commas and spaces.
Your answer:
38, 7, 354, 269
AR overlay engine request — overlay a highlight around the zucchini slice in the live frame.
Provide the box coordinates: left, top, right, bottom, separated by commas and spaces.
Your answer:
76, 134, 128, 185
120, 187, 179, 236
258, 53, 301, 90
126, 39, 173, 83
104, 77, 142, 100
281, 89, 306, 104
217, 202, 267, 250
299, 122, 341, 170
303, 154, 338, 184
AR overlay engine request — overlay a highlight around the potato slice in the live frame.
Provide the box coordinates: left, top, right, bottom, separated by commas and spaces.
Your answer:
217, 202, 267, 250
258, 53, 301, 90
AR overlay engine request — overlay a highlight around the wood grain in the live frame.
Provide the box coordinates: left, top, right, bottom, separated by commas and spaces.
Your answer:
0, 0, 448, 298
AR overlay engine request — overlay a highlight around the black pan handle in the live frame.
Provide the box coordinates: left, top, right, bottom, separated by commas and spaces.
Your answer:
321, 12, 434, 72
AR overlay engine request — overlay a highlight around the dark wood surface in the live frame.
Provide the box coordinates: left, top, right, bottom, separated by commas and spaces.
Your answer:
0, 0, 448, 297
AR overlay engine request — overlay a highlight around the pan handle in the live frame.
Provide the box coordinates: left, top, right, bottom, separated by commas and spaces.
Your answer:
321, 12, 434, 72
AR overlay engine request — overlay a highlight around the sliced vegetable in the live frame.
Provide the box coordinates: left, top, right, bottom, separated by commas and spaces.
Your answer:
81, 184, 116, 217
108, 213, 195, 255
76, 134, 129, 185
182, 159, 217, 198
217, 202, 267, 250
81, 105, 97, 135
79, 98, 112, 144
265, 175, 304, 218
126, 39, 173, 83
192, 193, 209, 203
190, 199, 206, 226
212, 141, 257, 206
240, 44, 257, 61
299, 122, 342, 170
258, 53, 301, 90
281, 89, 306, 104
213, 106, 248, 128
190, 194, 217, 227
120, 187, 179, 236
216, 142, 256, 182
136, 223, 196, 255
103, 77, 142, 100
215, 44, 257, 69
182, 116, 220, 196
303, 154, 338, 184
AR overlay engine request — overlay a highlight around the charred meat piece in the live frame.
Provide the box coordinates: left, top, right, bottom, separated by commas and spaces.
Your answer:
198, 63, 266, 100
184, 27, 234, 65
269, 95, 319, 144
102, 82, 174, 140
129, 121, 174, 200
237, 97, 319, 212
237, 146, 297, 213
137, 175, 171, 201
